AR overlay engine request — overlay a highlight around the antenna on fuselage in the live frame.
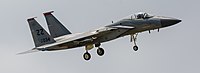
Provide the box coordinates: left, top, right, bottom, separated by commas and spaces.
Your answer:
131, 16, 133, 19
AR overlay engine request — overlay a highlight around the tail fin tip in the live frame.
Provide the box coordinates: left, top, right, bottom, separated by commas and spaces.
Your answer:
27, 17, 37, 21
43, 11, 54, 16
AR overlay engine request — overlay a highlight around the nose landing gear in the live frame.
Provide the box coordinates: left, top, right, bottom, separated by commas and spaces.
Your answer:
133, 46, 138, 51
131, 33, 139, 51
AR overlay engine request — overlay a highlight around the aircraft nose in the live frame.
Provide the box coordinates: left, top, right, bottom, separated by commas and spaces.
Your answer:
161, 18, 181, 27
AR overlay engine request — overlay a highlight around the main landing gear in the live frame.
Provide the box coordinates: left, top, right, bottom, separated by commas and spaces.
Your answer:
131, 33, 139, 51
83, 43, 105, 61
83, 51, 91, 60
97, 48, 104, 56
95, 43, 105, 56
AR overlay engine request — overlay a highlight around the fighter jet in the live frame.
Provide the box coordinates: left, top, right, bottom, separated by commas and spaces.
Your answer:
19, 11, 181, 61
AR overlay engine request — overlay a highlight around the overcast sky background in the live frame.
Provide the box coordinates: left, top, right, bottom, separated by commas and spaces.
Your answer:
0, 0, 199, 73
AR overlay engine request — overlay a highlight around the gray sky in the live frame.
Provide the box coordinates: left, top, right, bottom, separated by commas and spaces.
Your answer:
0, 0, 199, 73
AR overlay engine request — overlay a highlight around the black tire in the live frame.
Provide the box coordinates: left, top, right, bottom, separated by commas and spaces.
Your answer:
133, 46, 138, 51
83, 52, 91, 61
97, 48, 104, 56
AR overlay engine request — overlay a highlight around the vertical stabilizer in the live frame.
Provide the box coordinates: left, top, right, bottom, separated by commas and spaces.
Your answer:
44, 11, 72, 38
27, 17, 55, 47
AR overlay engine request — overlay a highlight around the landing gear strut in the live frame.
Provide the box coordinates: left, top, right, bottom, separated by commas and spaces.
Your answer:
131, 33, 139, 51
83, 44, 93, 61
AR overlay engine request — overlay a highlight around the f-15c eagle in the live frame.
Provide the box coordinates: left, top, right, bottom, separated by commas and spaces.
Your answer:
19, 11, 181, 61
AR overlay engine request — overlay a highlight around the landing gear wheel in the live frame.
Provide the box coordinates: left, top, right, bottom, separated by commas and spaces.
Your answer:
83, 52, 91, 61
133, 46, 138, 51
131, 33, 139, 51
97, 48, 104, 56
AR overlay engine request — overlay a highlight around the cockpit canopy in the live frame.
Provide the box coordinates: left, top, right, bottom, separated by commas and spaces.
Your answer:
134, 12, 153, 19
119, 12, 154, 20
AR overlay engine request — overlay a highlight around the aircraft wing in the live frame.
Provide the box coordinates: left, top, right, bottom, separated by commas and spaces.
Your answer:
107, 25, 134, 29
38, 27, 117, 48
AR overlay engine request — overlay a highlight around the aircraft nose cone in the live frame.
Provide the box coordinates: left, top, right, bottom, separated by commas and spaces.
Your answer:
161, 18, 181, 27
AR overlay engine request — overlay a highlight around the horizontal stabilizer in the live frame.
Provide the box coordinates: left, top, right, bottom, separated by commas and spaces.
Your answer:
17, 48, 40, 55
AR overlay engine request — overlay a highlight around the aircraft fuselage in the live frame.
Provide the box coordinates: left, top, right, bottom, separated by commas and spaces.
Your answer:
43, 16, 180, 51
